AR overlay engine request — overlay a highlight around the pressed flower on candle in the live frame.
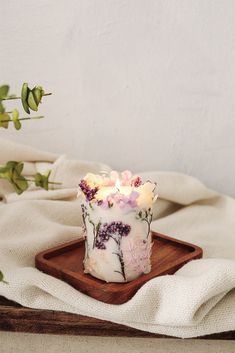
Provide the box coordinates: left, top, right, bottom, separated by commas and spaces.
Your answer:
78, 170, 157, 283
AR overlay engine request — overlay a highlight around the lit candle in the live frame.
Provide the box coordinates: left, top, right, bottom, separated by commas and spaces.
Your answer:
78, 170, 157, 283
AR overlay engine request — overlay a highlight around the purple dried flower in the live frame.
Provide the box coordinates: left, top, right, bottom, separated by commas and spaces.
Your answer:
99, 230, 110, 241
131, 176, 142, 187
122, 224, 131, 236
94, 221, 131, 250
79, 179, 99, 201
95, 239, 106, 249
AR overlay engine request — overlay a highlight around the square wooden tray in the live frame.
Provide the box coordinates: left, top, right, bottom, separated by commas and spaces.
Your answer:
35, 231, 202, 304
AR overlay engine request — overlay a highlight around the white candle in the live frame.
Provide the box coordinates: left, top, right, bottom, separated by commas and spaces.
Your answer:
78, 170, 157, 283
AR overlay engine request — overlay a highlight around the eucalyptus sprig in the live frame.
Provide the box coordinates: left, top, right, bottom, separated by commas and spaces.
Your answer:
0, 161, 62, 195
0, 83, 52, 130
0, 81, 57, 283
0, 82, 61, 194
0, 109, 44, 130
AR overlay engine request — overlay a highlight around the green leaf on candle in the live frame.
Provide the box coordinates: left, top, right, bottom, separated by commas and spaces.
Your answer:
89, 202, 94, 210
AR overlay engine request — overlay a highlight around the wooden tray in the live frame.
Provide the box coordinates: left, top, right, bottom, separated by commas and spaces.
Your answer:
35, 232, 202, 304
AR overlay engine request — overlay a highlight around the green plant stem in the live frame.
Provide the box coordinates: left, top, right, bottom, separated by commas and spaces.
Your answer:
1, 93, 52, 101
0, 116, 44, 122
17, 116, 44, 121
18, 178, 62, 186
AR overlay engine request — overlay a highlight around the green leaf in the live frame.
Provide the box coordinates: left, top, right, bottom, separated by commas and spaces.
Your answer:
34, 170, 51, 190
21, 83, 30, 114
34, 172, 42, 185
14, 161, 24, 174
12, 109, 21, 130
27, 91, 38, 111
32, 86, 44, 105
0, 85, 9, 99
21, 83, 48, 113
12, 109, 19, 120
0, 163, 10, 178
14, 120, 21, 130
15, 177, 28, 194
0, 113, 10, 129
0, 161, 28, 194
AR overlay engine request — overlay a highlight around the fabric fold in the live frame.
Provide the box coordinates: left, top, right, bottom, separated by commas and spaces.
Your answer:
0, 137, 234, 338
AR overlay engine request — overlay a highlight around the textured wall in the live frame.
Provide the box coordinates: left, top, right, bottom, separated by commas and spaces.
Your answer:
1, 0, 235, 196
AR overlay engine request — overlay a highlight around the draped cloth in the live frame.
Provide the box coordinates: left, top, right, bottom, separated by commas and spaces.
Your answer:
0, 137, 234, 338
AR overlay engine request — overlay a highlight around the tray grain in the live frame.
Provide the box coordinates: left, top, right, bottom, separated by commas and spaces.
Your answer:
35, 232, 202, 304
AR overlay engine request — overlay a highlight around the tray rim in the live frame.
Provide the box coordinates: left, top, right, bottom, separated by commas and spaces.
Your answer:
35, 231, 203, 292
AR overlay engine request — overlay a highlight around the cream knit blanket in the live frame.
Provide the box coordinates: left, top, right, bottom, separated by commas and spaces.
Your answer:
0, 137, 234, 338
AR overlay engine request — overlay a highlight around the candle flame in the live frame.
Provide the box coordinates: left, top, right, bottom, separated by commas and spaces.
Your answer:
115, 178, 121, 190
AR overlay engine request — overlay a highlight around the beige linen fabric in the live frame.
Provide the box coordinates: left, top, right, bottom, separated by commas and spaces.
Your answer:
0, 137, 234, 338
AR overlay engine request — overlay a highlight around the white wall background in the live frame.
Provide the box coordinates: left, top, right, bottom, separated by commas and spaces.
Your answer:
1, 0, 235, 196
